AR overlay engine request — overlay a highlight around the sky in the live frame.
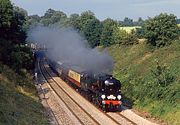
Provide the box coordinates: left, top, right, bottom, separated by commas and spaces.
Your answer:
10, 0, 180, 20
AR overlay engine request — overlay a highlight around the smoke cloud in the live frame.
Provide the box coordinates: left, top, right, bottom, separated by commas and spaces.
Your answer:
27, 25, 114, 74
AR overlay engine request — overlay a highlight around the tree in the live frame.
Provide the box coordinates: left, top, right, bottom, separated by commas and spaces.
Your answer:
100, 18, 118, 47
27, 15, 41, 26
122, 17, 134, 26
0, 0, 13, 38
69, 13, 80, 29
40, 8, 67, 26
78, 10, 96, 32
83, 18, 102, 48
176, 19, 180, 24
144, 13, 179, 47
113, 28, 138, 45
9, 6, 28, 43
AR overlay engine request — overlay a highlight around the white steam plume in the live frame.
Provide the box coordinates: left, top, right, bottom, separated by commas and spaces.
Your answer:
27, 25, 114, 74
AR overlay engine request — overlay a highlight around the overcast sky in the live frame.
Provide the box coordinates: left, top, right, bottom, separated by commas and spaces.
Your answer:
10, 0, 180, 20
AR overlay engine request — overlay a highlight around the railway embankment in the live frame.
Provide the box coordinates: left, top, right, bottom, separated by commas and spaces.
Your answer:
108, 40, 180, 125
0, 63, 49, 125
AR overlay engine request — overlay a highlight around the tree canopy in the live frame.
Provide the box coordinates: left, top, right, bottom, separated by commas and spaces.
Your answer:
0, 0, 13, 38
100, 18, 119, 47
144, 13, 179, 47
0, 0, 33, 72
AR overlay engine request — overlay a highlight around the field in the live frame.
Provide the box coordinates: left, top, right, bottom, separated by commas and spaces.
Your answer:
119, 26, 141, 33
108, 40, 180, 125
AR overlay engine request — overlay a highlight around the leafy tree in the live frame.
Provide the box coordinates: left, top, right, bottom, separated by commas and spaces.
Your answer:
0, 2, 33, 72
68, 11, 102, 47
100, 18, 118, 47
176, 19, 180, 24
136, 17, 144, 26
113, 28, 138, 45
136, 27, 145, 38
9, 6, 28, 43
122, 17, 134, 26
51, 11, 67, 24
83, 18, 102, 48
10, 45, 33, 71
0, 0, 13, 38
144, 13, 179, 47
43, 8, 56, 18
78, 10, 96, 32
0, 38, 12, 63
40, 8, 67, 26
27, 15, 41, 26
69, 13, 80, 29
113, 28, 128, 45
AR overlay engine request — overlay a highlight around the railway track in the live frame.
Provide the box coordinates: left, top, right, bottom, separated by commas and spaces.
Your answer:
39, 59, 139, 125
107, 112, 137, 125
40, 60, 100, 125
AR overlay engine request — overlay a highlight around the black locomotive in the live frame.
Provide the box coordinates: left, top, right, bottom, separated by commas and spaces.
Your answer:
49, 60, 122, 111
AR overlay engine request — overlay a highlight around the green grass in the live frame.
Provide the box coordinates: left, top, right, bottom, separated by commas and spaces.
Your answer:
108, 40, 180, 125
0, 64, 49, 125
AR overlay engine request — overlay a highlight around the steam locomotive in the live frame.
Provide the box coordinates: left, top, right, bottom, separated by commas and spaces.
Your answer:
48, 60, 122, 111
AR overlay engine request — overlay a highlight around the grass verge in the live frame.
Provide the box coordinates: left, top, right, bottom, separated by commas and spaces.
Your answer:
0, 63, 49, 125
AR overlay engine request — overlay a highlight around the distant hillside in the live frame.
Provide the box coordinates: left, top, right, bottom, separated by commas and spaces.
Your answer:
108, 40, 180, 125
0, 63, 49, 125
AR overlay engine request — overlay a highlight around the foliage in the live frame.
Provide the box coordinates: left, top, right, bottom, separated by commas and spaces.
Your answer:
0, 0, 33, 72
0, 0, 13, 38
113, 28, 138, 45
151, 61, 175, 87
109, 41, 180, 125
27, 9, 144, 48
83, 18, 102, 48
68, 13, 80, 29
121, 17, 134, 26
0, 38, 12, 63
100, 18, 119, 47
144, 13, 179, 47
119, 17, 144, 26
10, 45, 33, 72
177, 19, 180, 24
27, 14, 41, 26
10, 6, 28, 43
40, 8, 67, 26
135, 27, 145, 38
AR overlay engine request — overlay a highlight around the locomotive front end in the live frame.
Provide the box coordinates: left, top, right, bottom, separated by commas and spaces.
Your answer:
100, 76, 122, 111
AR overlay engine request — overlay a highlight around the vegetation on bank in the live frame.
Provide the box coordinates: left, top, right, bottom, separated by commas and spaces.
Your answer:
0, 0, 49, 124
108, 41, 180, 125
0, 63, 49, 124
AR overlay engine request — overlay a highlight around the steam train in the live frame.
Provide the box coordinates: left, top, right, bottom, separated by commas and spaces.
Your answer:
48, 60, 122, 111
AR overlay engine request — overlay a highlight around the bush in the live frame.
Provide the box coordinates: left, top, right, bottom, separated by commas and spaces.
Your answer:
144, 13, 179, 47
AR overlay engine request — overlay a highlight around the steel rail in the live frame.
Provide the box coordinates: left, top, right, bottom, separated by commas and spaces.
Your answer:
40, 60, 100, 125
